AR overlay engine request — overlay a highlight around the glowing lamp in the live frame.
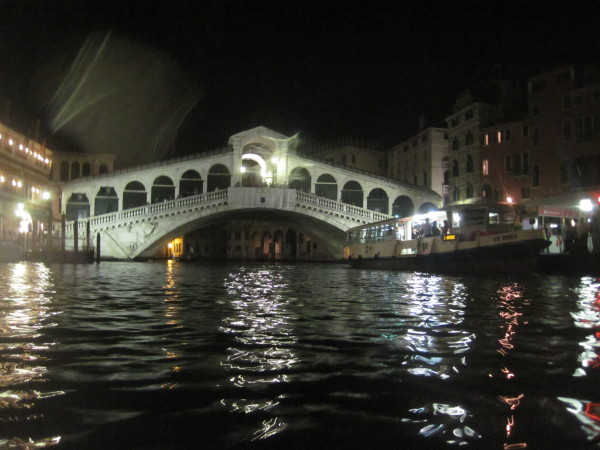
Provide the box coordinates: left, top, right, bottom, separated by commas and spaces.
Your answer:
579, 198, 593, 212
506, 197, 513, 203
240, 166, 246, 173
42, 191, 50, 200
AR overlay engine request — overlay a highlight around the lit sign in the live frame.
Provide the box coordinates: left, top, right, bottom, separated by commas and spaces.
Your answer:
442, 234, 457, 241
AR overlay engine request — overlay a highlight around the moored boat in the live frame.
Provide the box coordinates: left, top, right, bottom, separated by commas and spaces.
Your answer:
344, 202, 550, 274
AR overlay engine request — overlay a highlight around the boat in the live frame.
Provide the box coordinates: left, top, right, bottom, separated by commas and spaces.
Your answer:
343, 201, 550, 274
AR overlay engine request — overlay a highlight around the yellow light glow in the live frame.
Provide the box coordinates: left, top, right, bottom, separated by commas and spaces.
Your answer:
8, 139, 13, 146
240, 166, 246, 173
42, 191, 50, 200
506, 197, 513, 203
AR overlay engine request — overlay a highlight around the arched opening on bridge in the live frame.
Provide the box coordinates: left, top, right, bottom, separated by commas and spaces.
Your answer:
274, 229, 284, 260
341, 181, 363, 207
65, 193, 90, 221
207, 164, 231, 192
179, 170, 203, 197
94, 187, 118, 215
289, 167, 311, 192
418, 202, 438, 214
123, 181, 147, 210
262, 231, 273, 260
315, 174, 337, 200
392, 195, 414, 218
82, 162, 91, 177
285, 229, 297, 259
151, 176, 175, 203
367, 188, 389, 214
71, 162, 80, 180
241, 158, 263, 187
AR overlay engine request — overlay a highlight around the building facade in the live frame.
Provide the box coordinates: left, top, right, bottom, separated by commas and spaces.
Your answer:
387, 127, 448, 200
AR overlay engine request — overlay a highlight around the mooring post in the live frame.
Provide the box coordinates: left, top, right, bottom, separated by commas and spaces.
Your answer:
96, 233, 101, 264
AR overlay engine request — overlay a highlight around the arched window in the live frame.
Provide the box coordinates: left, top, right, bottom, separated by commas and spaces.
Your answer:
465, 131, 474, 146
452, 160, 459, 177
179, 170, 203, 196
151, 176, 175, 203
341, 181, 363, 207
392, 196, 414, 218
367, 188, 389, 214
315, 174, 337, 200
123, 181, 147, 210
99, 164, 109, 174
207, 164, 231, 192
466, 154, 474, 173
288, 167, 311, 192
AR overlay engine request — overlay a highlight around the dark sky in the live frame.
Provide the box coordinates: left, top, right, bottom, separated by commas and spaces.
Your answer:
1, 1, 599, 166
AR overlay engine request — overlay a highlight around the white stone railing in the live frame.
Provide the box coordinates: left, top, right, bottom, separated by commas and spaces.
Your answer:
65, 189, 229, 232
295, 191, 391, 222
65, 187, 390, 235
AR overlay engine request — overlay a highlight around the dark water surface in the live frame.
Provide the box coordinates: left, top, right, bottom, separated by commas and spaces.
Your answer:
0, 261, 599, 449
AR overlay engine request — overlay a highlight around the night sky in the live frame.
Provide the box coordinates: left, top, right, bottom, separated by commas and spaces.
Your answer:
1, 1, 599, 167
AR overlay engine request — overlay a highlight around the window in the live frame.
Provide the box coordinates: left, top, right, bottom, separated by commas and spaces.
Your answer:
423, 171, 428, 186
497, 130, 502, 143
452, 117, 459, 127
564, 120, 572, 140
532, 129, 540, 146
484, 134, 489, 146
452, 137, 459, 150
403, 145, 409, 152
466, 131, 474, 145
532, 165, 540, 188
412, 140, 417, 147
351, 154, 356, 163
342, 155, 347, 164
505, 155, 511, 172
452, 160, 459, 177
465, 109, 473, 120
514, 154, 522, 175
505, 129, 511, 141
453, 186, 459, 202
466, 182, 474, 198
422, 135, 428, 143
482, 159, 489, 176
466, 154, 474, 173
521, 187, 531, 200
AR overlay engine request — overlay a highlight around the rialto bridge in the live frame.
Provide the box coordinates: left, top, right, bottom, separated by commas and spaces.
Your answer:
60, 126, 442, 260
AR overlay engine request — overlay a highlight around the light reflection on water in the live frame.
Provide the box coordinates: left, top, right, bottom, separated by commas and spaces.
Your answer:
0, 263, 62, 448
0, 262, 598, 448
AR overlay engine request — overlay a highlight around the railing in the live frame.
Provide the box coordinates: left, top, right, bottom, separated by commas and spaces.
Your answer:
65, 187, 391, 234
295, 191, 391, 222
65, 189, 229, 232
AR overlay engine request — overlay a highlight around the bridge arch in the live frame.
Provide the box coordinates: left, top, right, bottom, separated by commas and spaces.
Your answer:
179, 170, 203, 197
418, 202, 438, 213
123, 181, 147, 210
208, 164, 231, 192
94, 187, 118, 215
315, 173, 337, 200
392, 195, 414, 218
289, 167, 311, 192
367, 188, 389, 214
341, 180, 363, 207
66, 193, 90, 220
152, 176, 175, 203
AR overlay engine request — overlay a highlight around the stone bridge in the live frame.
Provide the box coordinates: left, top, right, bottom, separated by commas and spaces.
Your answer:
61, 126, 442, 260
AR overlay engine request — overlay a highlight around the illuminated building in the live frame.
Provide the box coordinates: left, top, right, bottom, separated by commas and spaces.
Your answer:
0, 122, 54, 251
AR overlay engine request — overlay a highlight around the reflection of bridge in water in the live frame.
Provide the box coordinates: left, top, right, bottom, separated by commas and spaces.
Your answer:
61, 127, 442, 260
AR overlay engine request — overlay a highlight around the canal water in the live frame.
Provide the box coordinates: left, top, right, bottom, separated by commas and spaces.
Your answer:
0, 261, 599, 449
